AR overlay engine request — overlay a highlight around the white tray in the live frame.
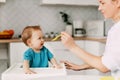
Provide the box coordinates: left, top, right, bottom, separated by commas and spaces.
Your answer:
1, 63, 67, 80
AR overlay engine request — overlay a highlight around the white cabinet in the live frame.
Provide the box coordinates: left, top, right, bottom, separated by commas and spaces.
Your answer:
44, 41, 85, 65
0, 44, 8, 78
0, 44, 8, 60
0, 59, 7, 78
8, 41, 107, 75
9, 41, 84, 66
0, 0, 6, 3
41, 0, 99, 6
44, 41, 106, 75
8, 41, 105, 67
9, 42, 28, 66
84, 40, 105, 56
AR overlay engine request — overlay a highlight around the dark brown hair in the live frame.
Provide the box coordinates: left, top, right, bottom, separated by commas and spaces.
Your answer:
21, 25, 42, 46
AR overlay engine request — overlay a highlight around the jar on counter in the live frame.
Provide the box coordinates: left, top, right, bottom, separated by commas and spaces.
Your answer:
50, 32, 55, 38
44, 33, 49, 38
65, 24, 73, 36
54, 33, 59, 37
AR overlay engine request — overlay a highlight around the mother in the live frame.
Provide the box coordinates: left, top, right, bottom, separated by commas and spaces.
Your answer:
61, 0, 120, 76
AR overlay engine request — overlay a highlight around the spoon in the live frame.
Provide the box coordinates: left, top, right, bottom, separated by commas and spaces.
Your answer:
52, 34, 61, 41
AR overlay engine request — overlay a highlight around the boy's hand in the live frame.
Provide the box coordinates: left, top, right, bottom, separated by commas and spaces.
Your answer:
53, 64, 62, 69
24, 69, 37, 74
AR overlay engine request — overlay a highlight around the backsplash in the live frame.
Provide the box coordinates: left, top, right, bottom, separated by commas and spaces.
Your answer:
0, 0, 112, 37
85, 20, 105, 37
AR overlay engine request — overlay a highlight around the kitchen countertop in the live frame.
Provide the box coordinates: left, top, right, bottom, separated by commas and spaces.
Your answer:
0, 36, 107, 43
73, 36, 106, 43
0, 38, 22, 43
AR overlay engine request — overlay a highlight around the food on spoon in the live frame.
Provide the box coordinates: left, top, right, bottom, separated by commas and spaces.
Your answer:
52, 34, 61, 41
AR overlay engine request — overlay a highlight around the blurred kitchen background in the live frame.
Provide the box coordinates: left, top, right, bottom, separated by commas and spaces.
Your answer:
0, 0, 114, 37
0, 0, 114, 79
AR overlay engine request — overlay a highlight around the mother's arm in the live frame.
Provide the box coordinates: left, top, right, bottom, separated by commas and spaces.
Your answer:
61, 32, 110, 73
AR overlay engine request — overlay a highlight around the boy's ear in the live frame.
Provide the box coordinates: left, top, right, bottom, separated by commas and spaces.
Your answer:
27, 39, 31, 46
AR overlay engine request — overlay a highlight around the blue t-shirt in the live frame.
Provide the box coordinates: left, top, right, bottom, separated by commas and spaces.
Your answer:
23, 46, 53, 68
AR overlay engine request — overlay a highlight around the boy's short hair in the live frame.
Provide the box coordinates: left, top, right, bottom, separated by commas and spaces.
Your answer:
21, 25, 42, 46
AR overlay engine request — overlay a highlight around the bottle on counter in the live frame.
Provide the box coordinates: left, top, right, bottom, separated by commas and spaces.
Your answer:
50, 32, 55, 38
65, 24, 73, 36
44, 33, 49, 38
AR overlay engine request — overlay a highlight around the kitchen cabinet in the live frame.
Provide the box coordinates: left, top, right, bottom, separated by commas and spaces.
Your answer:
84, 41, 107, 76
8, 41, 84, 66
0, 44, 8, 79
44, 41, 109, 75
8, 42, 28, 66
0, 60, 7, 73
44, 41, 85, 65
0, 0, 6, 3
41, 0, 99, 6
0, 59, 7, 80
8, 40, 105, 66
0, 44, 8, 60
8, 41, 110, 76
84, 40, 105, 56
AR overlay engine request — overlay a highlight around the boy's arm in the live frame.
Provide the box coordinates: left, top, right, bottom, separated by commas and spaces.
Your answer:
50, 58, 62, 68
23, 60, 36, 74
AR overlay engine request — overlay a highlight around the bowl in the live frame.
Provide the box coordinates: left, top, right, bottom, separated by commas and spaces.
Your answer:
0, 33, 13, 39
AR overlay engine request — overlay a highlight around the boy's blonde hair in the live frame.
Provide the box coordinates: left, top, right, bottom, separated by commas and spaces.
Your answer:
21, 25, 42, 46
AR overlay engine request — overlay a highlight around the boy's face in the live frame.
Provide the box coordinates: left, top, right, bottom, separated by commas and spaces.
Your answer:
98, 0, 119, 19
29, 30, 44, 52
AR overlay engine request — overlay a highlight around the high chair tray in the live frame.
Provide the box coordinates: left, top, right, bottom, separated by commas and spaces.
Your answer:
1, 63, 66, 80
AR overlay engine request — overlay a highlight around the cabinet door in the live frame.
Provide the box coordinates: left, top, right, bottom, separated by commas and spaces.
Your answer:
45, 41, 85, 64
0, 0, 6, 2
0, 44, 7, 60
9, 42, 28, 66
85, 40, 105, 56
75, 40, 85, 49
41, 0, 99, 6
44, 41, 107, 75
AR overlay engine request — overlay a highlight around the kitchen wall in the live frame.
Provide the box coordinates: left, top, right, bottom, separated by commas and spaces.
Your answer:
0, 0, 103, 37
97, 11, 114, 36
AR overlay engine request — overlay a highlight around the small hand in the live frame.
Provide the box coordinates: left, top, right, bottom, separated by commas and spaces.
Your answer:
53, 64, 62, 69
24, 69, 37, 74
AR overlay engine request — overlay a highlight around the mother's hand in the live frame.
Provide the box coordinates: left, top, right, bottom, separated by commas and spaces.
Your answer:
61, 32, 76, 50
61, 60, 93, 71
61, 60, 81, 71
